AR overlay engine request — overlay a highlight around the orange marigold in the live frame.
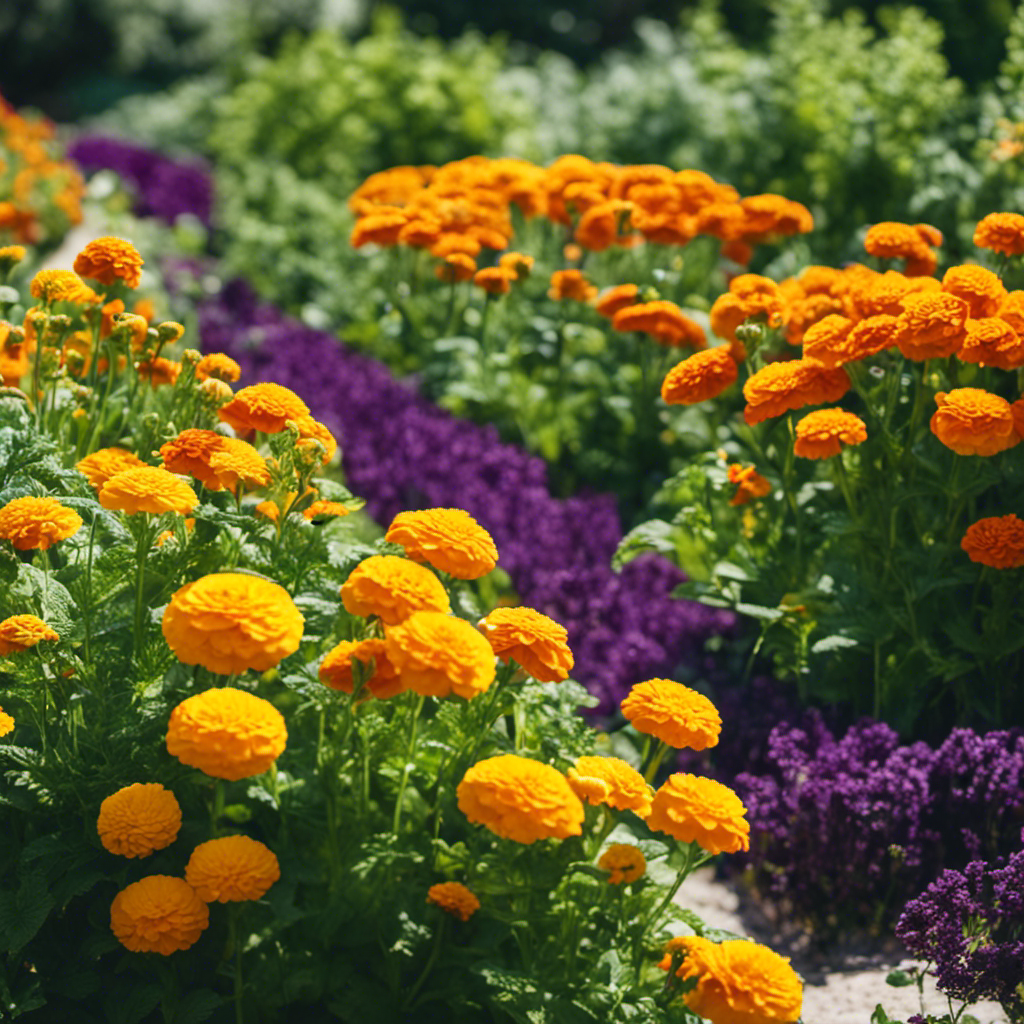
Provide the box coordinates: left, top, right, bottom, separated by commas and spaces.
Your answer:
842, 314, 900, 362
973, 212, 1024, 257
958, 317, 1024, 370
548, 269, 598, 302
728, 464, 772, 506
597, 843, 647, 885
997, 291, 1024, 335
207, 438, 270, 493
426, 881, 480, 922
341, 554, 450, 625
498, 252, 534, 279
647, 773, 750, 854
613, 300, 706, 349
594, 284, 640, 318
385, 611, 495, 699
97, 783, 182, 858
350, 210, 407, 248
294, 415, 338, 465
930, 389, 1020, 456
567, 756, 652, 817
110, 876, 209, 956
319, 638, 405, 699
76, 447, 145, 490
478, 606, 573, 683
709, 292, 750, 344
195, 353, 241, 383
801, 314, 854, 368
742, 359, 851, 425
0, 707, 12, 737
661, 348, 738, 405
303, 500, 350, 521
162, 573, 304, 675
185, 835, 280, 903
29, 268, 96, 304
793, 408, 867, 459
457, 753, 584, 844
0, 614, 58, 655
167, 687, 287, 780
161, 429, 267, 492
864, 221, 933, 261
436, 253, 477, 283
894, 292, 970, 360
136, 356, 181, 388
218, 382, 310, 435
385, 508, 498, 580
473, 266, 517, 296
961, 515, 1024, 569
73, 236, 143, 289
99, 466, 198, 516
621, 678, 722, 750
941, 265, 1007, 319
0, 495, 83, 550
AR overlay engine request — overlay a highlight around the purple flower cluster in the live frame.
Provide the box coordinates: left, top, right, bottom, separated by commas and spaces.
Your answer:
196, 278, 734, 713
896, 836, 1024, 1015
67, 136, 213, 227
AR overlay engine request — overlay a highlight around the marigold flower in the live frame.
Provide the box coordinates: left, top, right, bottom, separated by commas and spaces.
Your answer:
958, 317, 1024, 370
457, 753, 584, 844
99, 466, 198, 516
29, 268, 96, 304
997, 290, 1024, 335
97, 783, 182, 858
385, 508, 498, 580
432, 233, 482, 259
478, 606, 573, 683
974, 212, 1024, 257
398, 217, 442, 248
350, 210, 408, 248
660, 347, 739, 406
621, 678, 722, 750
0, 245, 26, 270
163, 430, 270, 493
163, 573, 304, 676
694, 202, 747, 240
728, 464, 772, 506
793, 408, 867, 459
598, 844, 647, 885
894, 292, 970, 360
167, 687, 287, 781
594, 284, 640, 318
341, 554, 451, 625
218, 382, 310, 435
930, 389, 1020, 456
195, 353, 241, 383
709, 293, 750, 344
0, 614, 58, 655
801, 314, 855, 368
137, 356, 181, 388
303, 500, 350, 522
498, 252, 534, 279
73, 236, 143, 289
739, 194, 813, 238
436, 253, 477, 283
110, 876, 209, 956
729, 274, 785, 326
319, 638, 404, 699
0, 707, 13, 737
841, 314, 900, 363
941, 265, 1007, 319
0, 495, 83, 550
673, 169, 736, 212
426, 882, 480, 921
386, 611, 495, 699
568, 756, 652, 817
864, 221, 933, 261
742, 359, 851, 425
549, 269, 598, 302
613, 301, 706, 349
208, 439, 270, 493
961, 514, 1024, 569
473, 266, 516, 296
647, 773, 750, 854
185, 835, 280, 903
199, 377, 234, 407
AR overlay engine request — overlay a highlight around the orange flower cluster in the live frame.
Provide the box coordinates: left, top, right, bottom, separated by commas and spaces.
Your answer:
710, 274, 785, 347
99, 466, 199, 517
219, 382, 310, 434
73, 236, 144, 289
340, 554, 450, 625
961, 514, 1024, 569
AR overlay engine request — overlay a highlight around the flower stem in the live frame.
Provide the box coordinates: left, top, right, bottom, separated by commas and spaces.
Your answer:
392, 694, 425, 834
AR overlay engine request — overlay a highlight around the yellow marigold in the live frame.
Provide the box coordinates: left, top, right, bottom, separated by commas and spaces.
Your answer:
793, 408, 867, 459
941, 264, 1007, 319
436, 253, 477, 283
319, 637, 405, 699
29, 268, 96, 304
621, 678, 722, 750
0, 495, 83, 550
303, 500, 350, 522
661, 348, 738, 405
385, 508, 498, 580
195, 353, 241, 383
426, 881, 480, 922
99, 466, 198, 516
958, 317, 1024, 370
457, 753, 584, 844
598, 843, 647, 885
0, 245, 26, 269
742, 359, 851, 425
961, 514, 1024, 569
97, 783, 182, 858
930, 389, 1020, 457
478, 606, 573, 683
473, 266, 517, 296
110, 875, 208, 955
974, 212, 1024, 257
594, 284, 640, 318
0, 614, 59, 655
199, 377, 234, 408
294, 415, 338, 465
386, 611, 495, 699
341, 554, 450, 625
614, 300, 707, 349
728, 465, 772, 507
498, 251, 534, 278
185, 835, 280, 903
218, 382, 310, 435
0, 707, 13, 737
167, 687, 287, 780
568, 756, 652, 817
549, 269, 598, 302
207, 438, 270, 493
864, 221, 932, 261
162, 573, 304, 675
894, 292, 970, 360
73, 236, 143, 289
648, 773, 750, 854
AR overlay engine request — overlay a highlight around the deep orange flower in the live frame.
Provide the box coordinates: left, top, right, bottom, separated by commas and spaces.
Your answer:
73, 236, 143, 288
647, 773, 750, 854
473, 266, 517, 295
160, 430, 268, 492
941, 265, 1007, 319
974, 212, 1024, 257
548, 269, 598, 302
0, 495, 83, 550
743, 359, 851, 425
894, 293, 970, 360
613, 300, 706, 349
798, 266, 845, 296
99, 466, 198, 516
997, 290, 1024, 335
303, 500, 350, 521
431, 233, 482, 259
739, 194, 813, 238
195, 353, 241, 383
218, 382, 309, 435
728, 274, 785, 327
673, 169, 736, 212
961, 514, 1024, 569
385, 508, 498, 580
340, 554, 451, 625
930, 389, 1019, 456
728, 464, 772, 506
397, 217, 442, 248
567, 756, 652, 817
110, 876, 209, 955
498, 252, 534, 279
598, 844, 647, 885
594, 284, 640, 318
575, 199, 634, 251
426, 881, 480, 921
793, 408, 867, 459
136, 356, 181, 388
801, 314, 854, 368
0, 614, 58, 655
694, 202, 747, 240
864, 221, 933, 261
319, 638, 405, 699
435, 253, 477, 283
709, 292, 750, 344
958, 317, 1024, 370
185, 835, 280, 903
478, 606, 573, 683
841, 314, 901, 363
661, 347, 738, 405
350, 210, 408, 248
97, 783, 182, 858
621, 678, 722, 750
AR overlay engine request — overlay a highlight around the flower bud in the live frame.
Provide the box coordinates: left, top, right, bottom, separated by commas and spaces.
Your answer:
157, 321, 185, 344
198, 377, 233, 407
180, 348, 201, 366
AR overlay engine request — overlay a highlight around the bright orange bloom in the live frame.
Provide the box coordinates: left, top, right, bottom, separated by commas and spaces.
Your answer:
498, 252, 534, 279
729, 274, 785, 327
548, 269, 598, 302
186, 835, 280, 903
801, 314, 854, 368
594, 284, 640, 318
0, 614, 58, 655
97, 783, 182, 858
397, 218, 442, 248
739, 194, 813, 238
161, 430, 269, 493
647, 773, 750, 854
435, 253, 477, 283
709, 292, 750, 344
728, 464, 772, 506
426, 882, 480, 921
0, 708, 12, 736
694, 202, 747, 240
997, 290, 1024, 335
930, 389, 1020, 456
567, 756, 652, 817
73, 236, 143, 288
894, 292, 971, 361
350, 210, 407, 248
793, 408, 867, 459
319, 638, 405, 699
303, 500, 350, 521
974, 212, 1024, 257
195, 353, 241, 383
340, 554, 450, 625
473, 266, 517, 295
613, 300, 706, 349
219, 382, 309, 435
0, 495, 83, 550
864, 221, 934, 262
958, 317, 1024, 370
941, 265, 1007, 319
110, 876, 208, 956
598, 844, 647, 884
99, 466, 198, 516
621, 678, 722, 750
961, 515, 1024, 569
136, 356, 181, 388
661, 348, 738, 405
385, 508, 498, 580
742, 359, 851, 425
478, 606, 573, 683
293, 415, 337, 465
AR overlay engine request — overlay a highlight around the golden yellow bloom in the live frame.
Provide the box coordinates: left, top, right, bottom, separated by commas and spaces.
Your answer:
742, 359, 851, 425
974, 212, 1024, 257
385, 508, 498, 580
97, 783, 182, 858
386, 611, 495, 699
319, 638, 405, 699
961, 514, 1024, 569
647, 773, 751, 854
621, 678, 722, 750
73, 236, 143, 288
0, 245, 26, 270
218, 382, 310, 435
29, 268, 96, 304
478, 606, 573, 683
473, 266, 517, 295
568, 756, 652, 817
598, 844, 647, 885
548, 269, 598, 302
457, 753, 585, 844
294, 415, 338, 464
340, 554, 450, 625
0, 707, 13, 737
894, 293, 970, 360
303, 500, 350, 521
166, 687, 287, 781
195, 352, 242, 383
0, 495, 83, 550
930, 389, 1020, 456
185, 835, 280, 903
793, 408, 867, 459
0, 613, 58, 655
99, 466, 198, 516
110, 876, 209, 956
199, 377, 234, 407
661, 347, 738, 405
75, 447, 145, 490
426, 881, 480, 922
958, 317, 1024, 370
207, 438, 270, 492
941, 264, 1007, 319
162, 573, 304, 675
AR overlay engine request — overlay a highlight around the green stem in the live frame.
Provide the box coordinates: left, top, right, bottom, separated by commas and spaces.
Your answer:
833, 456, 858, 518
393, 694, 425, 834
643, 740, 671, 785
132, 519, 154, 661
228, 905, 245, 1024
403, 918, 447, 1011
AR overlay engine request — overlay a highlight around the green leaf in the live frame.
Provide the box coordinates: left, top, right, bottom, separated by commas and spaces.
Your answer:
810, 635, 860, 654
885, 969, 916, 988
613, 520, 677, 570
0, 871, 54, 952
172, 989, 224, 1024
735, 602, 783, 622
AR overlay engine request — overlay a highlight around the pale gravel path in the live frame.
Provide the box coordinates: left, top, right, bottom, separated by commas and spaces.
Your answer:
680, 867, 1008, 1024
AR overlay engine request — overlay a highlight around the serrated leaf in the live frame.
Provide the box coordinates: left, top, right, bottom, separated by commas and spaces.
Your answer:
172, 989, 224, 1024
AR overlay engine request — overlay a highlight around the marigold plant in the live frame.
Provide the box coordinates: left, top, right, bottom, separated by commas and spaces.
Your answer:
646, 773, 750, 854
0, 614, 58, 655
340, 554, 451, 624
